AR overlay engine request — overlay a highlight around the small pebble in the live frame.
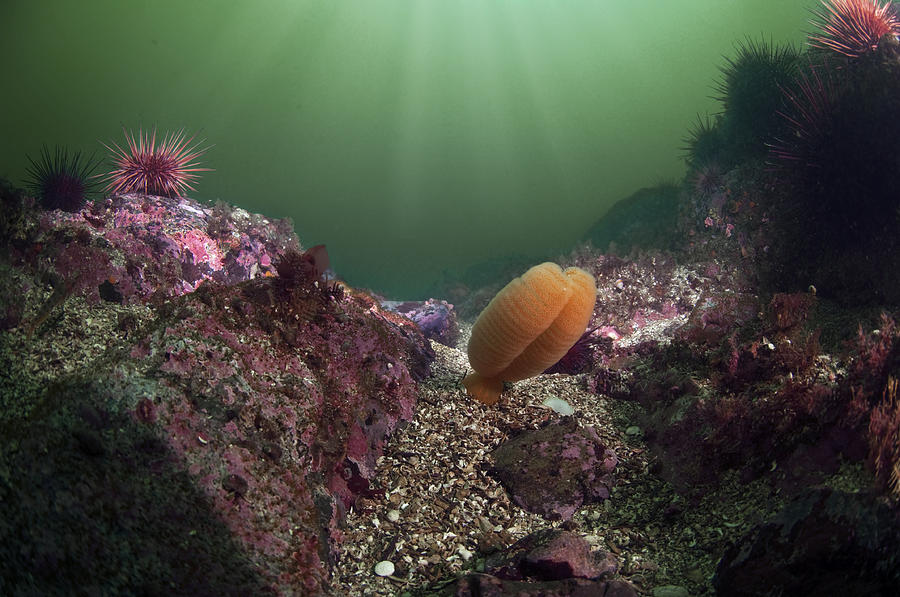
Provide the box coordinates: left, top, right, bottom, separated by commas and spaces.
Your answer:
386, 509, 401, 523
625, 425, 642, 436
374, 560, 395, 577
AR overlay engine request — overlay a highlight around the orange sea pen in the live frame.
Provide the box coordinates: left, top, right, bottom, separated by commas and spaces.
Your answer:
463, 262, 597, 405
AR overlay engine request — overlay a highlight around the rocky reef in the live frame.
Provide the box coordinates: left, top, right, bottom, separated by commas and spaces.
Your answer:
0, 191, 433, 595
5, 4, 900, 594
4, 173, 900, 595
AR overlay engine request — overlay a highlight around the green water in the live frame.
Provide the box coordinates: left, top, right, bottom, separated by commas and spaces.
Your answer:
1, 0, 812, 298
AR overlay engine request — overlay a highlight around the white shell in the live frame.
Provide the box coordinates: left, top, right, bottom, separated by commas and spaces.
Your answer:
457, 546, 473, 561
374, 560, 395, 577
542, 396, 574, 416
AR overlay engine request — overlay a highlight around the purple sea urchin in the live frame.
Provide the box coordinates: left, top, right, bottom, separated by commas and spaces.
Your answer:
544, 326, 604, 375
691, 162, 724, 197
25, 145, 101, 211
682, 114, 725, 168
715, 37, 801, 159
103, 128, 211, 197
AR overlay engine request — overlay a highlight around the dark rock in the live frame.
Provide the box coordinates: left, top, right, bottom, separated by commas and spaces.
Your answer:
489, 418, 617, 520
98, 279, 123, 303
0, 264, 25, 330
674, 291, 759, 348
0, 382, 271, 596
582, 182, 681, 255
72, 428, 105, 457
221, 473, 249, 498
652, 585, 689, 597
485, 529, 617, 581
520, 532, 606, 581
438, 573, 637, 597
477, 531, 508, 555
714, 488, 900, 597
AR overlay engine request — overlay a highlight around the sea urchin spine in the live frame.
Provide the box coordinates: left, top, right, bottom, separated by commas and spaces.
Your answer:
102, 127, 211, 198
809, 0, 900, 57
25, 145, 101, 212
769, 66, 836, 167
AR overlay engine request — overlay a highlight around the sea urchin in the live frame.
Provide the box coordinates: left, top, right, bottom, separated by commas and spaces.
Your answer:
25, 145, 101, 212
682, 114, 725, 168
102, 128, 210, 197
809, 0, 900, 57
714, 37, 801, 159
768, 65, 837, 168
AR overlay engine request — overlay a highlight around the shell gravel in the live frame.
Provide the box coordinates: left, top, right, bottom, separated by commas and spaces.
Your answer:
329, 324, 825, 596
331, 327, 639, 595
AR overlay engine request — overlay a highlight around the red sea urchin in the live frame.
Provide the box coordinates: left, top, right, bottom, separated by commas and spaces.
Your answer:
769, 65, 836, 167
102, 128, 211, 197
809, 0, 900, 57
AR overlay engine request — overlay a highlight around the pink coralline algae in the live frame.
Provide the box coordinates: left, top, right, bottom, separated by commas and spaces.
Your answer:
575, 247, 883, 498
15, 193, 297, 307
445, 528, 631, 594
0, 190, 434, 595
383, 298, 460, 347
114, 265, 433, 591
557, 245, 888, 500
489, 418, 617, 521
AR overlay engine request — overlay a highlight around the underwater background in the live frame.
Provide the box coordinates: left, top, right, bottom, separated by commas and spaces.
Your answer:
7, 1, 900, 594
0, 0, 812, 298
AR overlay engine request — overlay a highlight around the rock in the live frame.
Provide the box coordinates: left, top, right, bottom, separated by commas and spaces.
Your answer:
581, 183, 681, 255
6, 193, 299, 306
450, 527, 627, 597
382, 298, 460, 347
714, 488, 900, 597
484, 529, 617, 581
652, 585, 690, 597
489, 418, 617, 520
0, 193, 434, 595
438, 574, 637, 597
